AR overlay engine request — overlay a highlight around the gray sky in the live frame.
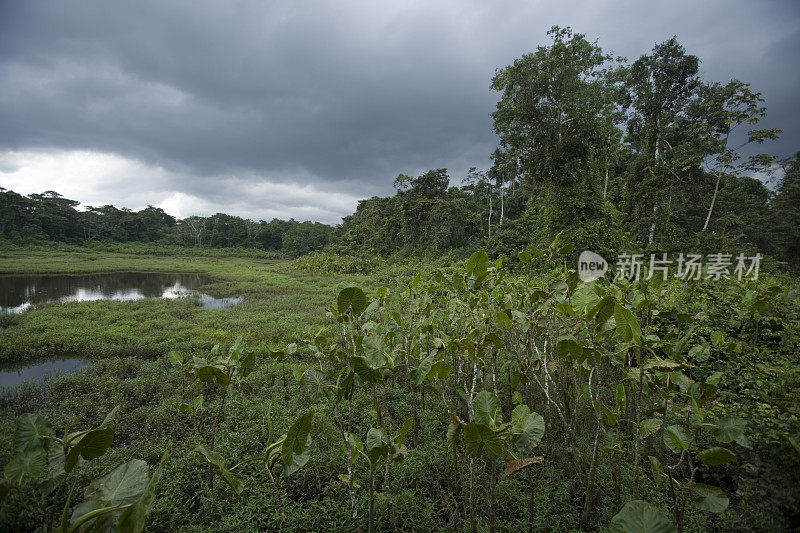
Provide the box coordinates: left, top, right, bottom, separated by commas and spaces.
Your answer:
1, 0, 798, 224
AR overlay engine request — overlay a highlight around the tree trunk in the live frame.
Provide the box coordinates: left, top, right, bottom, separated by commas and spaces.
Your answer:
488, 194, 493, 239
499, 186, 504, 227
368, 467, 375, 533
633, 349, 644, 499
469, 458, 477, 533
702, 173, 722, 231
580, 416, 603, 527
648, 201, 658, 246
385, 451, 397, 533
649, 118, 662, 246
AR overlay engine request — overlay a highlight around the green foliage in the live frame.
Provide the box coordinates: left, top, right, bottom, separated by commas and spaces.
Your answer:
195, 444, 244, 496
0, 408, 168, 533
290, 251, 380, 274
0, 188, 333, 257
609, 500, 676, 533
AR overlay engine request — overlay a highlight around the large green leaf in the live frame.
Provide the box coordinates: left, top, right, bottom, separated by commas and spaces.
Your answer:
690, 483, 729, 513
556, 335, 582, 360
282, 411, 313, 468
302, 369, 329, 402
238, 351, 256, 378
510, 406, 545, 455
713, 416, 746, 444
363, 335, 388, 367
609, 500, 676, 533
228, 336, 245, 362
649, 456, 666, 487
410, 354, 434, 385
167, 350, 183, 367
601, 405, 619, 427
495, 311, 512, 330
663, 425, 689, 453
446, 420, 461, 449
346, 433, 365, 462
591, 296, 616, 327
117, 452, 170, 533
40, 444, 66, 497
365, 427, 386, 451
195, 444, 244, 496
696, 447, 736, 466
65, 426, 115, 473
283, 436, 312, 477
571, 285, 601, 313
484, 333, 504, 349
337, 286, 367, 317
365, 428, 389, 465
510, 404, 530, 428
473, 391, 502, 428
70, 459, 150, 529
428, 361, 451, 381
13, 413, 54, 453
640, 418, 662, 439
614, 303, 643, 343
4, 449, 47, 485
463, 422, 502, 461
195, 365, 230, 386
616, 383, 626, 413
351, 355, 382, 383
465, 250, 489, 278
393, 417, 413, 447
528, 244, 545, 260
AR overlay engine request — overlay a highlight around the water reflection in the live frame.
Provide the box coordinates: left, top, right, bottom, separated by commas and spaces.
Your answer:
0, 357, 90, 388
0, 272, 241, 312
199, 294, 244, 309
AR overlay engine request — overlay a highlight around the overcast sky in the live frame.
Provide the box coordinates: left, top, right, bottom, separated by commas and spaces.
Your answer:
1, 1, 798, 224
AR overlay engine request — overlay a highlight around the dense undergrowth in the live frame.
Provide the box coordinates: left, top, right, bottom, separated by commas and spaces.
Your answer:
0, 246, 798, 532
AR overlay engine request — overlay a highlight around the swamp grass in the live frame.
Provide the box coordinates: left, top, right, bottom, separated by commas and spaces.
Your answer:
0, 248, 372, 364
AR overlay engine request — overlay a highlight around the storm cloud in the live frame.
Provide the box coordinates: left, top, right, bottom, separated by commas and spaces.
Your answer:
1, 0, 798, 223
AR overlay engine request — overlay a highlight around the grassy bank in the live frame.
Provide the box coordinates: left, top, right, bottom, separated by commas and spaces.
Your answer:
0, 248, 371, 364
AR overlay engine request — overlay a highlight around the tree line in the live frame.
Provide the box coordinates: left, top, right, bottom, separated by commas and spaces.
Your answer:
2, 27, 798, 267
335, 28, 799, 269
0, 188, 333, 257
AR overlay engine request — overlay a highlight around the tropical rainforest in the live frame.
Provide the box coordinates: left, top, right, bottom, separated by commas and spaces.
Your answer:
1, 27, 799, 532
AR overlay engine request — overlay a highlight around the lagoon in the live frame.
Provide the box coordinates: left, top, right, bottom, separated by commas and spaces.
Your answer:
0, 272, 241, 312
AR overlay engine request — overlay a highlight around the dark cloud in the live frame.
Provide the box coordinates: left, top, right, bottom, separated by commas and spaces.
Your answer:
1, 0, 798, 222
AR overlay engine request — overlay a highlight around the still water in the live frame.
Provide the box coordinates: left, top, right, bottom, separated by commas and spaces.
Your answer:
0, 272, 242, 312
0, 357, 90, 388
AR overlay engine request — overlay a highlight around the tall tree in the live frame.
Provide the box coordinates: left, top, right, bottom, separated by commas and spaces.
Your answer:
491, 26, 622, 249
623, 37, 702, 246
691, 79, 781, 231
